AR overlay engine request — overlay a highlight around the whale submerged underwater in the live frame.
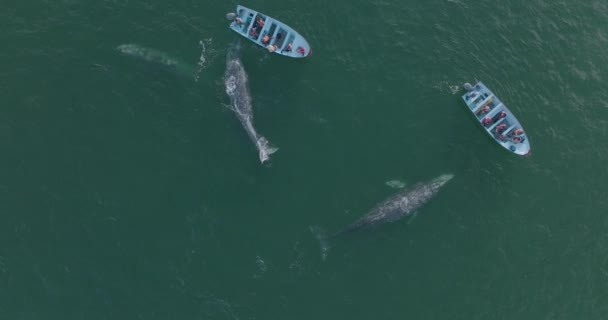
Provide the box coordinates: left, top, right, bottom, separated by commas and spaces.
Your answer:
116, 43, 197, 79
115, 41, 455, 262
116, 41, 275, 164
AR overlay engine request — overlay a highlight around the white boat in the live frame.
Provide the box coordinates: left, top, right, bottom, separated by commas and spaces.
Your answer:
227, 5, 312, 58
462, 82, 531, 156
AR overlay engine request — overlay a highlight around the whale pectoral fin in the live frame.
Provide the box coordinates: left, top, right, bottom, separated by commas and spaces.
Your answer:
385, 180, 407, 189
406, 211, 419, 225
266, 146, 278, 155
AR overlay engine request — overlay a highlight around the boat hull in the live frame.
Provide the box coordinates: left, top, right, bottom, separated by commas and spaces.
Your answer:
228, 5, 311, 58
461, 82, 531, 156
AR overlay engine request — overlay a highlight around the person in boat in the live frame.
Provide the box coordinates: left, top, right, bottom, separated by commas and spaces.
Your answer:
513, 128, 524, 135
496, 134, 506, 141
481, 117, 493, 126
255, 17, 265, 28
296, 46, 306, 56
495, 123, 507, 133
266, 44, 278, 52
235, 17, 244, 25
512, 136, 522, 143
261, 35, 271, 44
476, 105, 491, 115
283, 43, 292, 52
249, 27, 258, 38
491, 111, 507, 122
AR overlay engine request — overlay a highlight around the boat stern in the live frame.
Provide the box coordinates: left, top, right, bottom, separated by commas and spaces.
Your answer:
507, 138, 531, 156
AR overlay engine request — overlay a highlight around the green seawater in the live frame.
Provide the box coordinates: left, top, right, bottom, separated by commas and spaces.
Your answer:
1, 0, 608, 319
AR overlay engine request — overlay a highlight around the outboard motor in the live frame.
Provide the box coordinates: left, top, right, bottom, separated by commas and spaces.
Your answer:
226, 12, 236, 21
463, 83, 474, 92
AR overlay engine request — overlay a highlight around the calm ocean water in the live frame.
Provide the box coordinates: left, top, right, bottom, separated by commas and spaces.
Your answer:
1, 0, 608, 319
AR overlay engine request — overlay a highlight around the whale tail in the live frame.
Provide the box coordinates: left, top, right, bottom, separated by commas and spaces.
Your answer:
309, 226, 332, 261
257, 136, 278, 164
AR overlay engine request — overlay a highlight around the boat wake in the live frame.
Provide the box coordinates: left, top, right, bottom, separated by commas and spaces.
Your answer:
224, 42, 278, 164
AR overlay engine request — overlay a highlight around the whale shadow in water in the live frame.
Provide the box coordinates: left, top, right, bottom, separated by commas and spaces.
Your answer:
223, 41, 278, 164
311, 174, 454, 260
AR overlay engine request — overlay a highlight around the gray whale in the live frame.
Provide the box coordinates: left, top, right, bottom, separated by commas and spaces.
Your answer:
312, 174, 454, 260
224, 43, 277, 164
